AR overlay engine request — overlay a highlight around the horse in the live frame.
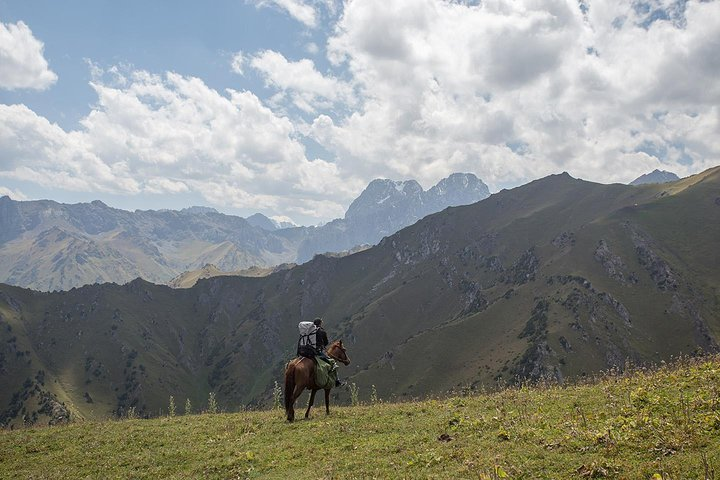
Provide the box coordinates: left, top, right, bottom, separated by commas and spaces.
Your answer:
284, 340, 350, 422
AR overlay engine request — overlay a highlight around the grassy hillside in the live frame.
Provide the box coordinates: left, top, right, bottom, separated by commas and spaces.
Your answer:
167, 263, 296, 288
1, 356, 719, 479
1, 168, 718, 427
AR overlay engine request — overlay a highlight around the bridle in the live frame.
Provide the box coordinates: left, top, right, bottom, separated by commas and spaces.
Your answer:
327, 344, 350, 365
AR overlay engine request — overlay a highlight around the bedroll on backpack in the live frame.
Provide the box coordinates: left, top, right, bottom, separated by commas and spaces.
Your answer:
297, 321, 317, 357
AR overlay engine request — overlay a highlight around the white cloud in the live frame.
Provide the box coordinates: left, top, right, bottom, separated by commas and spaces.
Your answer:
0, 20, 57, 90
305, 42, 319, 55
250, 50, 354, 113
270, 214, 296, 225
231, 51, 245, 75
308, 0, 720, 189
144, 178, 190, 194
254, 0, 318, 27
0, 186, 28, 200
0, 67, 362, 223
251, 0, 342, 28
2, 0, 720, 224
0, 104, 137, 193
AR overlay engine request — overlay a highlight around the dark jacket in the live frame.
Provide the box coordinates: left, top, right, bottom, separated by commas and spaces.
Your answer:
315, 327, 329, 352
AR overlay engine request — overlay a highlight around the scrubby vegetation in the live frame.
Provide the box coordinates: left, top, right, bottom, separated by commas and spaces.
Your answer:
1, 355, 719, 478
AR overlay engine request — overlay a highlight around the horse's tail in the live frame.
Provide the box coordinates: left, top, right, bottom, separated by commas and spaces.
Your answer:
284, 360, 296, 414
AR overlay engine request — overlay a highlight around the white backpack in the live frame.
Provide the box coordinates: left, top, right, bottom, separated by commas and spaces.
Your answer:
297, 321, 318, 356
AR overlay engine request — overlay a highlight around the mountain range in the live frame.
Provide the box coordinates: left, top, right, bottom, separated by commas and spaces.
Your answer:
0, 173, 489, 291
1, 167, 718, 426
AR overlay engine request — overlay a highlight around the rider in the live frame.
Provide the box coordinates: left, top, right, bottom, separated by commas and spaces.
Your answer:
314, 318, 330, 358
313, 317, 344, 387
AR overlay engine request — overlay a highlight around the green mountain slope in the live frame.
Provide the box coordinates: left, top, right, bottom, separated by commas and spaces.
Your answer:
1, 357, 719, 478
1, 168, 718, 426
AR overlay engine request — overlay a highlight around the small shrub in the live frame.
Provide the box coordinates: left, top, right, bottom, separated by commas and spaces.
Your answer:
370, 385, 379, 404
207, 392, 218, 414
272, 381, 282, 410
349, 383, 360, 406
126, 406, 137, 420
168, 396, 175, 418
184, 398, 192, 415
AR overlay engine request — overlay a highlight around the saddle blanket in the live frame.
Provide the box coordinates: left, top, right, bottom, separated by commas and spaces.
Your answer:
315, 357, 338, 389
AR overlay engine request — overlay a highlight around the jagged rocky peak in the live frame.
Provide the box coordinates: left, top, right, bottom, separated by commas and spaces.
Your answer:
345, 173, 490, 220
426, 173, 490, 207
429, 172, 488, 194
181, 206, 219, 215
345, 179, 424, 220
630, 169, 680, 186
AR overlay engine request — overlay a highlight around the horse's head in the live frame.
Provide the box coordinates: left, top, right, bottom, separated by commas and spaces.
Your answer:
327, 340, 350, 366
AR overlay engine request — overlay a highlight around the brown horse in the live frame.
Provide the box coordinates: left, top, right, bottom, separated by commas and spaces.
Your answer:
284, 340, 350, 422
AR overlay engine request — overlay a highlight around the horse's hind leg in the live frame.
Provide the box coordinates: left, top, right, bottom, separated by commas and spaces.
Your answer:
324, 388, 330, 415
289, 384, 304, 422
305, 389, 317, 418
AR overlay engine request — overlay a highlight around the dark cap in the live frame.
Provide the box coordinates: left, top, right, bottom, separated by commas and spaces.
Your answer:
313, 317, 322, 326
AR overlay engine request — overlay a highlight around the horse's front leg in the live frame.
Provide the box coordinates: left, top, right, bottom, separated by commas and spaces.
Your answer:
324, 388, 331, 415
305, 389, 317, 418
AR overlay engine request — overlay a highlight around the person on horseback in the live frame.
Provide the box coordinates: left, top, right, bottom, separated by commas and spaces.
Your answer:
284, 338, 350, 422
313, 318, 329, 357
312, 318, 345, 387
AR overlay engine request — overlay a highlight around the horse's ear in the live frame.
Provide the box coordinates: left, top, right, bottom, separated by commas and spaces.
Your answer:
338, 340, 343, 347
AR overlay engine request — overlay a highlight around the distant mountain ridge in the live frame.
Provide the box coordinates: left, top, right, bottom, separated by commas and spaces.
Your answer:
630, 169, 680, 185
0, 172, 489, 290
0, 196, 296, 291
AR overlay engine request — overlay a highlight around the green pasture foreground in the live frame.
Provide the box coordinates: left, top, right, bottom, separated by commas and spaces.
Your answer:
2, 357, 720, 479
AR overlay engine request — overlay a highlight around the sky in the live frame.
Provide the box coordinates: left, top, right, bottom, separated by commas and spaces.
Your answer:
0, 0, 718, 225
